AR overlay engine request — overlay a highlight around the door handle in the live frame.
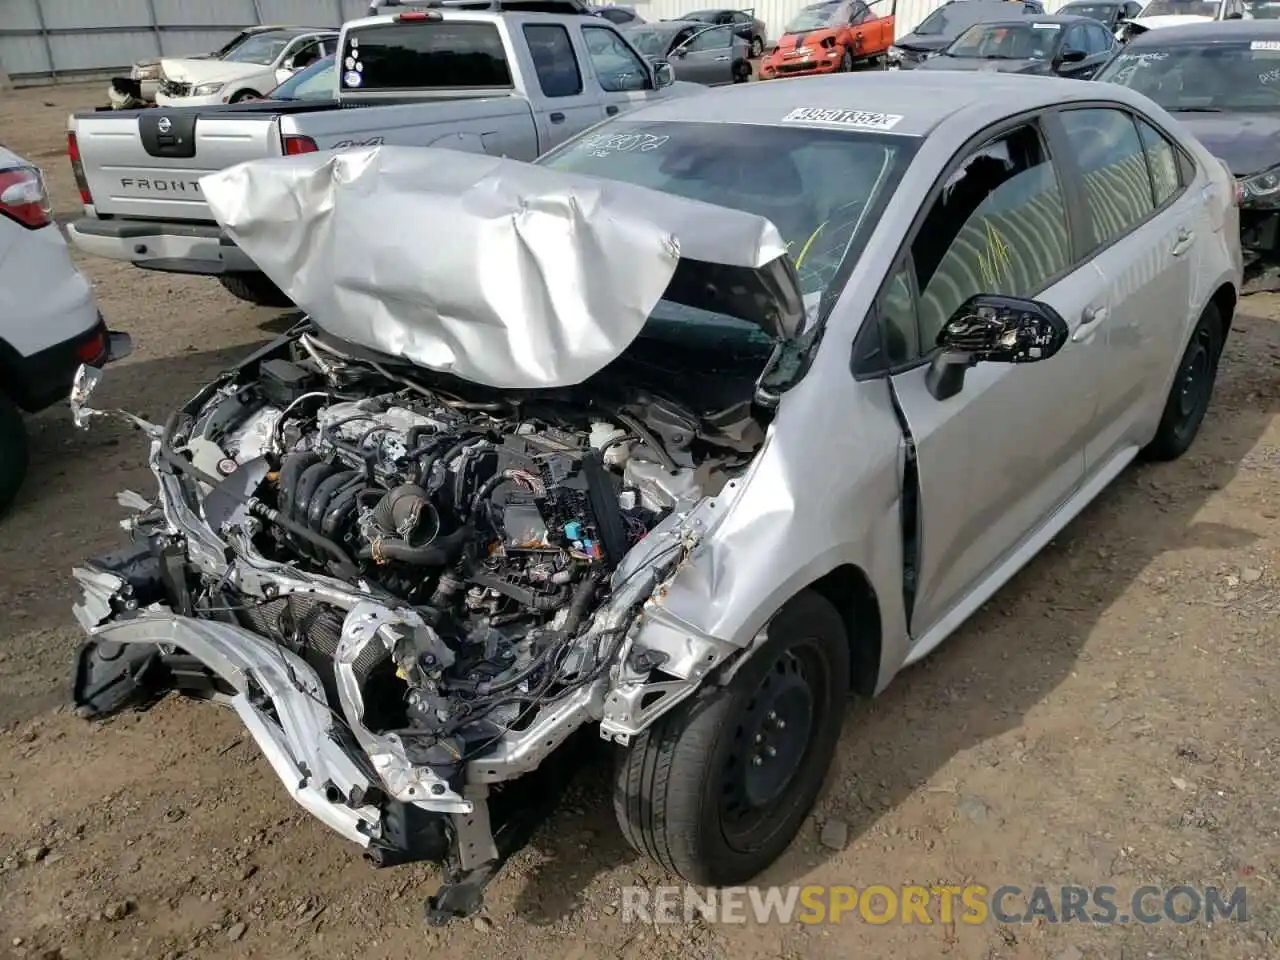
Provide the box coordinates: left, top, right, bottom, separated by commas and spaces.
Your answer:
1172, 227, 1194, 257
606, 104, 619, 115
1072, 305, 1109, 342
549, 112, 565, 123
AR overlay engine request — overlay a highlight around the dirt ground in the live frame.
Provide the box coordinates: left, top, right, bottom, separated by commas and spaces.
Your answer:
1, 80, 1279, 960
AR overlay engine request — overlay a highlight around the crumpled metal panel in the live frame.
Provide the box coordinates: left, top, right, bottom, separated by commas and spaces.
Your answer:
200, 145, 793, 389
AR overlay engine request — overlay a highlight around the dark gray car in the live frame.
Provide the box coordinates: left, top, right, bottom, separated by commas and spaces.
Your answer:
914, 14, 1117, 77
624, 21, 752, 83
890, 0, 1041, 67
1095, 20, 1280, 287
672, 7, 769, 56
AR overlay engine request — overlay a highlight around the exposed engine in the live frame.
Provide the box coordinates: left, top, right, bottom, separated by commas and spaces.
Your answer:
166, 332, 763, 771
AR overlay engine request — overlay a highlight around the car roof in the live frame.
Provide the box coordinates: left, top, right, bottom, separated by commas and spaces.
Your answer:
1060, 0, 1123, 6
1127, 19, 1280, 42
625, 70, 1145, 138
637, 20, 701, 32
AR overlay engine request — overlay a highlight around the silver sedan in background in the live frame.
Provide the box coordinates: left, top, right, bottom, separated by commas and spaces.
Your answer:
69, 71, 1240, 922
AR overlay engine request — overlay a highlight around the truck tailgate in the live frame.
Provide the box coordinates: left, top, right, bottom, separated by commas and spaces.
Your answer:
75, 110, 285, 221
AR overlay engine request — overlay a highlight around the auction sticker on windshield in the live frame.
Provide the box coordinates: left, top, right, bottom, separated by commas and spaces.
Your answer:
781, 107, 904, 130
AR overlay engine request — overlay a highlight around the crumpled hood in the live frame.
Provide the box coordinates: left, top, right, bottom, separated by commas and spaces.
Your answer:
915, 55, 1047, 73
200, 145, 803, 390
160, 57, 267, 85
1174, 112, 1280, 176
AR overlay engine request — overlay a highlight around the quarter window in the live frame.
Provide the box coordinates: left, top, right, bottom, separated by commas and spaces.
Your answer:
341, 22, 512, 90
524, 24, 583, 97
582, 26, 651, 91
1059, 108, 1155, 249
1136, 118, 1183, 206
907, 124, 1072, 350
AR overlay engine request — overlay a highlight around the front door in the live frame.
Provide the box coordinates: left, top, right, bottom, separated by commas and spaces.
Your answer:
1053, 106, 1195, 476
673, 25, 737, 84
580, 23, 665, 116
523, 22, 605, 150
881, 120, 1107, 639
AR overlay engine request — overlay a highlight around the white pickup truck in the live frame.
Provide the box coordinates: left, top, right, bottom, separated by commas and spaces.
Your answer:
67, 0, 692, 306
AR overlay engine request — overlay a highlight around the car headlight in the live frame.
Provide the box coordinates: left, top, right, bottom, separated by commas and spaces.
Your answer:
133, 64, 160, 80
192, 82, 225, 97
1240, 165, 1280, 208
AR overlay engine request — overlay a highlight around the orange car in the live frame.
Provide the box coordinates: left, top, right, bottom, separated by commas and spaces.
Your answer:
759, 0, 896, 78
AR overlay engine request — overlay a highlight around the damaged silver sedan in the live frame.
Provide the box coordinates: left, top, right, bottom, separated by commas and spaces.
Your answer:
68, 73, 1241, 923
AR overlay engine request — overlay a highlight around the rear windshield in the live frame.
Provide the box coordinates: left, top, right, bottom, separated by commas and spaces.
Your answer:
947, 21, 1062, 58
1096, 41, 1280, 111
341, 21, 512, 91
914, 4, 1017, 36
1060, 3, 1117, 19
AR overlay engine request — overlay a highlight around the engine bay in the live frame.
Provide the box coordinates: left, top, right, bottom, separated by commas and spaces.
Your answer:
161, 327, 768, 772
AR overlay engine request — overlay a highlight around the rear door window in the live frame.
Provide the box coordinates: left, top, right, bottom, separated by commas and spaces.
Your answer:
524, 24, 584, 96
342, 21, 513, 91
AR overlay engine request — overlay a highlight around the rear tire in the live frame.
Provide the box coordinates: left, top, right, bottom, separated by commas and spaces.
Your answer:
613, 589, 850, 885
217, 273, 294, 308
1141, 303, 1223, 462
750, 35, 764, 58
0, 393, 29, 517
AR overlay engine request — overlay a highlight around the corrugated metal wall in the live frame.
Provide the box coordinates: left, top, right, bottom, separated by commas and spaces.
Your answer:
0, 0, 374, 83
0, 0, 1073, 83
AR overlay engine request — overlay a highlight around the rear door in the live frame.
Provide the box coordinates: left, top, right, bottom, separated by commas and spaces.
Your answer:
878, 118, 1105, 641
522, 22, 604, 147
672, 25, 736, 84
1051, 105, 1196, 476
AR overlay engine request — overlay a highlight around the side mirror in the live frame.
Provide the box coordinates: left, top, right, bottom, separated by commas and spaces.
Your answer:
281, 56, 297, 72
1225, 10, 1243, 18
670, 45, 688, 58
1058, 48, 1088, 63
924, 295, 1069, 401
653, 60, 676, 86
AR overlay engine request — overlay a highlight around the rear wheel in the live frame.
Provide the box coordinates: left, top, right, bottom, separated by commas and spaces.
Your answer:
613, 590, 850, 885
1141, 303, 1223, 462
0, 393, 29, 516
217, 273, 294, 308
750, 35, 764, 58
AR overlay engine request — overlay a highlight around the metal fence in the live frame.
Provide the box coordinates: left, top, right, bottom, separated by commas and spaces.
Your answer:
0, 0, 376, 84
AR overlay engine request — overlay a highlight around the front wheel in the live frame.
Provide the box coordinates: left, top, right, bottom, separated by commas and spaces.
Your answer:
839, 49, 854, 71
1141, 303, 1223, 462
613, 590, 850, 885
229, 89, 260, 103
0, 393, 30, 516
750, 35, 764, 58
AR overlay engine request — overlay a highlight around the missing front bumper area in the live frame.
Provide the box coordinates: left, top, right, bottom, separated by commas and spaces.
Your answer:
69, 554, 577, 925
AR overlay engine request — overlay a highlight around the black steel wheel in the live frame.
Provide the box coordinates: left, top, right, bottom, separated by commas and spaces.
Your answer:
613, 590, 850, 885
1142, 303, 1224, 461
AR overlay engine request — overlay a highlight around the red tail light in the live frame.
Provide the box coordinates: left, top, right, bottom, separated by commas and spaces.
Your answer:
75, 327, 109, 366
67, 132, 93, 206
395, 10, 441, 20
0, 165, 53, 229
282, 134, 319, 155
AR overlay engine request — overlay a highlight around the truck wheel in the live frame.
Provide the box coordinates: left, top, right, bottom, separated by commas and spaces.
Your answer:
1141, 303, 1223, 462
217, 273, 294, 308
613, 589, 850, 885
0, 393, 29, 516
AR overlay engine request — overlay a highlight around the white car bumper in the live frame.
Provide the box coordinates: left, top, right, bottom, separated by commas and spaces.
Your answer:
154, 91, 228, 108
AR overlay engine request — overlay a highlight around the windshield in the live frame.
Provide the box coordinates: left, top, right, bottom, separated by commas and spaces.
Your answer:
222, 33, 293, 65
946, 21, 1062, 57
538, 120, 911, 346
785, 2, 845, 31
626, 27, 680, 55
269, 56, 335, 100
1247, 0, 1280, 15
1060, 3, 1117, 19
1097, 41, 1280, 110
678, 9, 718, 19
213, 31, 254, 58
914, 4, 1008, 36
1138, 0, 1221, 15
